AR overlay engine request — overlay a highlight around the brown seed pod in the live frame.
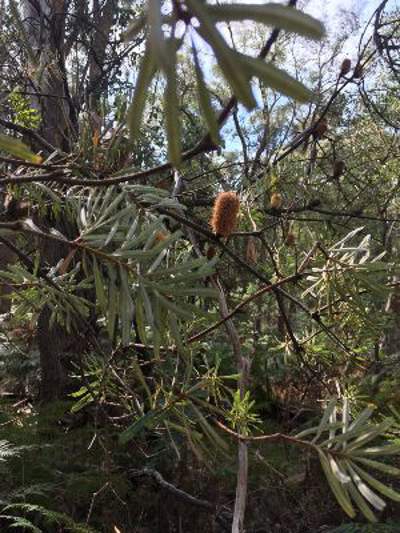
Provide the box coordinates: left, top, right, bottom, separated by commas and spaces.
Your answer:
210, 192, 240, 238
246, 237, 259, 264
340, 58, 352, 77
353, 63, 363, 79
154, 231, 168, 244
312, 118, 328, 140
270, 192, 282, 210
333, 160, 345, 179
206, 246, 216, 259
285, 232, 296, 247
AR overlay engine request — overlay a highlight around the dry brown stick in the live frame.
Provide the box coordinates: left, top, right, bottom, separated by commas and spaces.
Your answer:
129, 468, 215, 511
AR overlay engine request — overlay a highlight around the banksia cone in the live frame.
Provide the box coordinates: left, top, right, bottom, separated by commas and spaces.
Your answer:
206, 246, 216, 259
246, 237, 258, 263
353, 63, 363, 79
340, 58, 352, 77
333, 160, 345, 179
154, 231, 168, 244
285, 232, 296, 247
210, 192, 240, 238
312, 118, 328, 140
270, 192, 282, 210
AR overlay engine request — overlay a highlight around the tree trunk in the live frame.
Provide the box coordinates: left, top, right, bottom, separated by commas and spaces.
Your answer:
21, 0, 76, 150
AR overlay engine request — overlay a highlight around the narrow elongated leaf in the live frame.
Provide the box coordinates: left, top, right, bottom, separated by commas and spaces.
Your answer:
127, 45, 157, 142
238, 53, 313, 102
351, 463, 400, 503
354, 444, 400, 456
346, 419, 393, 452
192, 404, 228, 451
148, 0, 166, 63
139, 284, 154, 328
0, 134, 41, 163
168, 311, 185, 356
353, 457, 400, 477
119, 410, 161, 444
152, 291, 162, 359
346, 462, 386, 511
192, 44, 221, 145
312, 397, 337, 443
107, 267, 118, 339
348, 404, 376, 433
158, 287, 218, 298
131, 357, 152, 404
104, 219, 120, 246
207, 4, 324, 39
119, 266, 134, 346
164, 47, 181, 167
318, 450, 355, 518
187, 0, 256, 109
157, 293, 194, 321
347, 479, 378, 522
92, 257, 107, 313
329, 456, 350, 484
135, 294, 147, 344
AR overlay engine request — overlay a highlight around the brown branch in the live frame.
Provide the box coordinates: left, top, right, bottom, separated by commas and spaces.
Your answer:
129, 468, 215, 511
188, 272, 302, 344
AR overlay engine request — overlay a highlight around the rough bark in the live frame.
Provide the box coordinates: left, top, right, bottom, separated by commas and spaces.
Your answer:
21, 0, 76, 150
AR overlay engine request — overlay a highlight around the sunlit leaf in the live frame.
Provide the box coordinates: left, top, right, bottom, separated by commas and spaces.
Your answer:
206, 4, 324, 39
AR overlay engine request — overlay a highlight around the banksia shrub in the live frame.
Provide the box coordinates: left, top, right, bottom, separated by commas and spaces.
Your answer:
340, 58, 352, 77
210, 192, 240, 238
270, 192, 282, 210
